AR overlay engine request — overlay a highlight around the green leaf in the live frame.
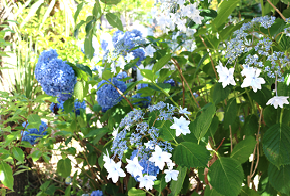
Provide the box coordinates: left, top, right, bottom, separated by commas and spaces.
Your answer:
262, 124, 290, 167
65, 185, 71, 196
169, 166, 187, 196
12, 147, 24, 163
45, 184, 57, 195
242, 115, 259, 136
128, 188, 145, 196
0, 162, 14, 191
268, 163, 290, 195
173, 142, 210, 168
127, 177, 137, 194
106, 13, 123, 31
230, 136, 256, 164
153, 175, 166, 196
84, 30, 95, 60
159, 120, 175, 141
100, 0, 121, 4
40, 181, 50, 191
63, 98, 74, 113
223, 97, 237, 129
249, 87, 272, 108
212, 0, 240, 29
212, 83, 231, 104
85, 128, 110, 138
192, 103, 216, 142
204, 185, 222, 196
240, 186, 260, 196
93, 103, 102, 112
92, 0, 102, 19
74, 81, 84, 102
140, 69, 155, 81
31, 150, 42, 162
57, 158, 71, 178
152, 53, 171, 73
74, 2, 84, 22
208, 157, 243, 196
27, 114, 42, 129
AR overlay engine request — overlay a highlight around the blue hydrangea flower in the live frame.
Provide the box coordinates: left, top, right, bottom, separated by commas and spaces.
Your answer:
164, 79, 175, 87
35, 49, 58, 84
132, 48, 146, 66
21, 120, 48, 145
97, 78, 127, 112
36, 57, 77, 99
91, 190, 103, 196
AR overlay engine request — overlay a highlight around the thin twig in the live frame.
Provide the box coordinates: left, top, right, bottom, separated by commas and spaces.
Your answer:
266, 0, 286, 21
171, 58, 201, 109
113, 85, 134, 110
198, 35, 218, 80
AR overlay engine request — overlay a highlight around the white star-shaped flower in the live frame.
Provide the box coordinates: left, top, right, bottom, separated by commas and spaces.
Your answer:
216, 64, 236, 88
144, 141, 155, 149
137, 175, 156, 191
164, 168, 179, 183
266, 96, 289, 109
148, 145, 172, 170
126, 157, 144, 177
125, 52, 135, 62
144, 45, 156, 58
170, 116, 190, 136
241, 68, 265, 92
106, 161, 126, 183
103, 150, 114, 169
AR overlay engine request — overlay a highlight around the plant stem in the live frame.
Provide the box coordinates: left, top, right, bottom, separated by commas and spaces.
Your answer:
266, 0, 286, 21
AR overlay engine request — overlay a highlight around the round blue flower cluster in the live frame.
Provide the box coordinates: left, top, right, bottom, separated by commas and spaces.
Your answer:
91, 190, 103, 196
50, 99, 86, 115
35, 50, 77, 99
130, 149, 160, 177
21, 120, 48, 145
164, 79, 175, 87
96, 78, 127, 112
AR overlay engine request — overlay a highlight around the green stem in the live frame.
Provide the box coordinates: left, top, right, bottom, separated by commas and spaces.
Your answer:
152, 82, 179, 108
245, 88, 255, 114
280, 108, 284, 125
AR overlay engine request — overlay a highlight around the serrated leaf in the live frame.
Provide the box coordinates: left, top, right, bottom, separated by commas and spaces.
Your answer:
204, 185, 222, 196
0, 162, 14, 191
268, 163, 290, 195
208, 157, 243, 196
240, 186, 260, 196
230, 136, 256, 164
152, 53, 171, 73
12, 147, 24, 163
192, 103, 216, 143
169, 166, 187, 196
159, 120, 175, 141
128, 188, 146, 196
263, 124, 290, 167
57, 158, 71, 178
173, 142, 210, 168
212, 83, 231, 104
106, 13, 123, 31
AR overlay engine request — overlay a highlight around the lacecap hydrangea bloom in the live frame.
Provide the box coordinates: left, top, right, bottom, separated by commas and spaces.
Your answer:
21, 120, 48, 145
35, 50, 77, 100
96, 77, 127, 112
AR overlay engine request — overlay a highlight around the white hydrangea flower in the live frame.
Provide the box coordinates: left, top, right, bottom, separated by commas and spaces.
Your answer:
266, 96, 289, 109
